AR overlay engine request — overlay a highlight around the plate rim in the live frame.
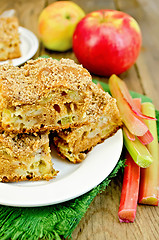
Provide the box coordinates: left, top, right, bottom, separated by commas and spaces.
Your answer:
0, 129, 123, 207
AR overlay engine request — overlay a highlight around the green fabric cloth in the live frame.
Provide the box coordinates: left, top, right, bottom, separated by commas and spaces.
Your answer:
0, 79, 158, 240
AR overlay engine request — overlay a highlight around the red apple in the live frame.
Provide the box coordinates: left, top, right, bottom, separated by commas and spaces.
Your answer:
73, 10, 142, 76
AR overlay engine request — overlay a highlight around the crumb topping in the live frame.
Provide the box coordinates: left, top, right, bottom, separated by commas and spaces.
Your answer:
0, 58, 92, 107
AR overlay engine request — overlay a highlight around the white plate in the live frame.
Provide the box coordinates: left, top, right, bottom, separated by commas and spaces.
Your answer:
0, 129, 123, 207
0, 26, 39, 66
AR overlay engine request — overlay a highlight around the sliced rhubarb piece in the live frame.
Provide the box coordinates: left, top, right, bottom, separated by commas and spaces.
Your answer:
127, 101, 156, 120
138, 102, 158, 205
133, 98, 141, 110
118, 152, 140, 223
123, 126, 135, 141
113, 74, 156, 121
109, 75, 149, 136
123, 128, 153, 168
137, 130, 154, 145
133, 99, 154, 145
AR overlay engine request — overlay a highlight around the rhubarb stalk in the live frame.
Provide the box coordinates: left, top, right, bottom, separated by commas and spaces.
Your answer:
123, 129, 153, 168
138, 102, 159, 205
109, 75, 150, 137
133, 98, 154, 145
118, 152, 140, 223
123, 126, 135, 141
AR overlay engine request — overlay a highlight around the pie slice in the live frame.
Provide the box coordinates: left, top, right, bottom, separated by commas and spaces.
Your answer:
0, 58, 104, 133
53, 90, 123, 163
0, 131, 57, 182
0, 17, 21, 61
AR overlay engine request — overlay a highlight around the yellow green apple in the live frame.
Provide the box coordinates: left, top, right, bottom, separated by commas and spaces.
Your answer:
38, 1, 85, 51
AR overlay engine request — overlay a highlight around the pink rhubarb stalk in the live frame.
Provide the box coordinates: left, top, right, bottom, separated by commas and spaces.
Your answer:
118, 152, 140, 223
138, 102, 159, 205
114, 75, 156, 120
123, 126, 135, 141
133, 98, 154, 145
137, 130, 154, 145
109, 75, 149, 136
132, 98, 141, 109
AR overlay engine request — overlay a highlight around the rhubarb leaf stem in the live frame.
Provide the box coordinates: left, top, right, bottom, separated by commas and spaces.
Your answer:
123, 129, 153, 168
118, 152, 140, 223
138, 102, 159, 205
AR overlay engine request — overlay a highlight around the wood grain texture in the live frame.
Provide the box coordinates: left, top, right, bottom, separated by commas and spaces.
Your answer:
0, 0, 159, 240
48, 0, 115, 12
116, 0, 159, 109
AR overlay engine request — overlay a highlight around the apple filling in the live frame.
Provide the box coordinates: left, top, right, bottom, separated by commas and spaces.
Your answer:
1, 90, 88, 132
53, 113, 121, 163
0, 131, 57, 182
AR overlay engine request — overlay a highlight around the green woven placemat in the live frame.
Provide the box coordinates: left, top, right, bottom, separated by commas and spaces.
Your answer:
0, 78, 158, 240
0, 158, 124, 240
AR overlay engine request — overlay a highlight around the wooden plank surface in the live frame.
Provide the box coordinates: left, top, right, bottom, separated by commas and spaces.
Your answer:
0, 0, 159, 240
116, 0, 159, 109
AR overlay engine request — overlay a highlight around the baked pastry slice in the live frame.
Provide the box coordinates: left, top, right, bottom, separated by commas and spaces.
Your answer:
0, 131, 57, 182
0, 58, 105, 133
0, 17, 21, 61
53, 90, 123, 163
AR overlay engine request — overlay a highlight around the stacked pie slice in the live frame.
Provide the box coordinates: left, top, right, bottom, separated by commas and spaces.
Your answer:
0, 16, 21, 61
53, 91, 122, 163
0, 57, 122, 182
